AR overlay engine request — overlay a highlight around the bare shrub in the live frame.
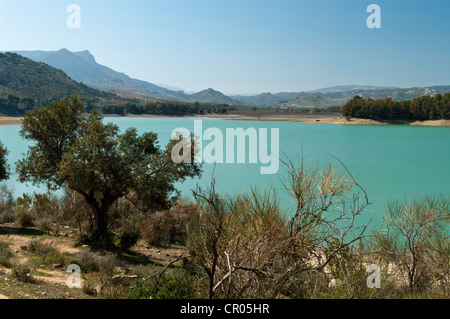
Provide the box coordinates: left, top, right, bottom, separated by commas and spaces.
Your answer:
0, 209, 16, 224
0, 241, 13, 267
0, 185, 15, 224
16, 207, 35, 227
32, 193, 63, 234
12, 265, 31, 282
82, 280, 98, 296
28, 239, 67, 267
141, 200, 198, 247
188, 184, 295, 299
376, 195, 449, 292
187, 158, 375, 299
61, 190, 94, 238
75, 249, 118, 276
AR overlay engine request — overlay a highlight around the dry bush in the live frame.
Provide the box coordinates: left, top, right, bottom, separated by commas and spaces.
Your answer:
141, 200, 198, 247
0, 185, 15, 224
27, 238, 68, 267
16, 207, 35, 227
375, 195, 449, 293
32, 193, 63, 234
12, 264, 31, 282
0, 241, 13, 267
82, 280, 98, 296
74, 249, 118, 276
188, 182, 298, 299
61, 190, 94, 238
187, 158, 376, 299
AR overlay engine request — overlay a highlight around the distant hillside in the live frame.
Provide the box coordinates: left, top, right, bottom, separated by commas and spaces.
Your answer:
187, 88, 239, 105
231, 93, 287, 107
309, 85, 398, 94
6, 49, 450, 109
319, 87, 440, 102
427, 86, 450, 94
13, 49, 240, 105
281, 92, 338, 108
13, 49, 190, 101
0, 52, 115, 114
233, 86, 450, 108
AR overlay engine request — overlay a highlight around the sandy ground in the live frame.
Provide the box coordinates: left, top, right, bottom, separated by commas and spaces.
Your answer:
0, 232, 85, 286
0, 224, 187, 300
0, 117, 23, 126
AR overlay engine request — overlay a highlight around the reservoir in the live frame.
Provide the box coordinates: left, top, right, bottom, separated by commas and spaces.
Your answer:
1, 117, 449, 228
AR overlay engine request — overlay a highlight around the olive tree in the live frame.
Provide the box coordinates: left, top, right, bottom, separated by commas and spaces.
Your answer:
17, 95, 201, 246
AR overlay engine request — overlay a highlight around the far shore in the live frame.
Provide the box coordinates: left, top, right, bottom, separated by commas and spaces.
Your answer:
1, 115, 449, 127
225, 116, 450, 127
0, 116, 23, 126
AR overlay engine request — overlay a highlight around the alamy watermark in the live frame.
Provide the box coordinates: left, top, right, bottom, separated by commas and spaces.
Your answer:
366, 264, 381, 289
66, 264, 81, 288
367, 4, 381, 29
67, 4, 81, 29
170, 120, 280, 175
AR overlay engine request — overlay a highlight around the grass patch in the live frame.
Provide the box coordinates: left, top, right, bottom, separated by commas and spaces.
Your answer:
0, 241, 13, 267
72, 249, 118, 276
27, 239, 68, 268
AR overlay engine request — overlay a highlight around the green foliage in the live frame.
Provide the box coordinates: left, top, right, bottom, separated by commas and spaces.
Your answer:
128, 273, 203, 299
0, 53, 114, 114
0, 241, 13, 267
342, 93, 450, 121
0, 185, 15, 224
0, 142, 9, 182
15, 208, 35, 227
17, 95, 202, 245
27, 239, 68, 267
376, 195, 449, 291
101, 101, 229, 116
74, 250, 118, 276
118, 226, 140, 251
12, 265, 31, 282
82, 280, 98, 296
17, 96, 86, 188
141, 200, 198, 247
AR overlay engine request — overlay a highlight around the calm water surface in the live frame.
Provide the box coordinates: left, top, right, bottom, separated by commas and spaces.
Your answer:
1, 117, 449, 229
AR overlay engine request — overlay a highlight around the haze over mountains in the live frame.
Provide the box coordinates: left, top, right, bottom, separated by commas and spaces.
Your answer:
13, 49, 191, 102
6, 49, 450, 108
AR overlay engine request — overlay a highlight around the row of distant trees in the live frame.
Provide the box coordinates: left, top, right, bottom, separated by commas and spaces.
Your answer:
0, 95, 35, 115
0, 93, 100, 116
101, 101, 229, 116
342, 93, 450, 121
0, 95, 230, 117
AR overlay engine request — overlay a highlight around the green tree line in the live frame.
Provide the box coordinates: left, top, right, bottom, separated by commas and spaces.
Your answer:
101, 101, 229, 116
341, 93, 450, 121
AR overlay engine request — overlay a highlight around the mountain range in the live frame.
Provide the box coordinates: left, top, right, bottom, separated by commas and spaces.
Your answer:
0, 52, 115, 111
13, 49, 241, 105
4, 49, 450, 109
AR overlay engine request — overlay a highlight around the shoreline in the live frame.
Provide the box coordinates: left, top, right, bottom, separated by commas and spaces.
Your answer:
0, 117, 23, 126
1, 115, 449, 127
224, 116, 450, 127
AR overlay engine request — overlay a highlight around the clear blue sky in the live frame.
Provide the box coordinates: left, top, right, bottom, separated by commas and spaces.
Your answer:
0, 0, 449, 94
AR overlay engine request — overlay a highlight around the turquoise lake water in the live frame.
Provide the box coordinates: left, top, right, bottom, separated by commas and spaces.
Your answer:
1, 117, 449, 229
